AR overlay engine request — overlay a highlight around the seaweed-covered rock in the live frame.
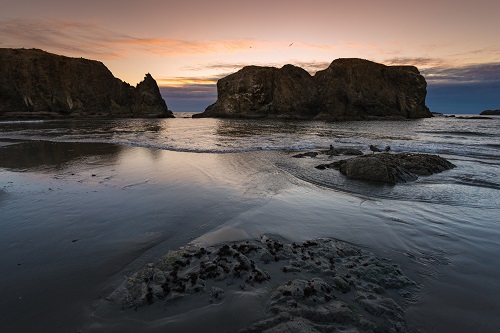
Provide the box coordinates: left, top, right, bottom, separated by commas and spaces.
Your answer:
316, 153, 456, 184
292, 146, 363, 159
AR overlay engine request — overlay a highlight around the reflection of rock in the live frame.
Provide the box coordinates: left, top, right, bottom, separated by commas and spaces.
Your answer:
109, 236, 415, 332
0, 48, 173, 119
195, 58, 431, 121
479, 109, 500, 115
0, 141, 121, 170
316, 153, 455, 184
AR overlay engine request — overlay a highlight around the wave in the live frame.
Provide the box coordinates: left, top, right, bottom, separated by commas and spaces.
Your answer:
0, 120, 49, 124
0, 135, 326, 154
417, 130, 496, 137
275, 160, 494, 209
1, 132, 499, 160
452, 176, 500, 190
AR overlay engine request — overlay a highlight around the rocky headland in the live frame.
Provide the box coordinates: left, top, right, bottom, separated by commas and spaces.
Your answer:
479, 109, 500, 116
0, 48, 173, 119
107, 236, 415, 332
194, 58, 431, 121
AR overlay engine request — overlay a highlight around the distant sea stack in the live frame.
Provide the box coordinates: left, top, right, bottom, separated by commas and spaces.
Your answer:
0, 48, 173, 119
194, 58, 431, 121
479, 109, 500, 115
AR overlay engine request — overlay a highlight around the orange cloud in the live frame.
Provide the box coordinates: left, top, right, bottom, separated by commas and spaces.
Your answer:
157, 77, 219, 87
0, 19, 337, 60
384, 57, 446, 68
184, 60, 332, 75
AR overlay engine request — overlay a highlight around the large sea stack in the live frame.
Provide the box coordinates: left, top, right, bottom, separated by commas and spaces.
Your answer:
0, 48, 173, 119
198, 65, 319, 119
194, 58, 431, 121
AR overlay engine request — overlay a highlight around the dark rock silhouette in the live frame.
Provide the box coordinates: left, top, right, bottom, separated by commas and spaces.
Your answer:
292, 146, 363, 159
195, 65, 318, 119
0, 48, 173, 119
194, 58, 431, 121
292, 151, 319, 158
314, 59, 430, 120
479, 109, 500, 115
316, 153, 455, 184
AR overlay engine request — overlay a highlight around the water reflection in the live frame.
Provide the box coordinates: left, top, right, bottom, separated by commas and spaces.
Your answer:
0, 141, 121, 171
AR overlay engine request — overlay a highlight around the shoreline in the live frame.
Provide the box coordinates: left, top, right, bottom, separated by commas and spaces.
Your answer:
1, 140, 499, 332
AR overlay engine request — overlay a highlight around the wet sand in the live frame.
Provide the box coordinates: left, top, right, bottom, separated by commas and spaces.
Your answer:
1, 140, 500, 332
0, 140, 276, 332
0, 140, 413, 332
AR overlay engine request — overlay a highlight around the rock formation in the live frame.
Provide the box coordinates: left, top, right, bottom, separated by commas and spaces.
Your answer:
292, 146, 363, 158
0, 48, 173, 119
479, 109, 500, 115
316, 153, 455, 184
196, 65, 318, 119
194, 58, 431, 121
108, 236, 415, 332
314, 59, 431, 120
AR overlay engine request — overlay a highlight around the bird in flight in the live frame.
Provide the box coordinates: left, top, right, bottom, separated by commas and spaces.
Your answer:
289, 43, 293, 47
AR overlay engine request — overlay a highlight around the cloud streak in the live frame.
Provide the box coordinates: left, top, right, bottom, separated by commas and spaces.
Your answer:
0, 19, 336, 60
384, 57, 446, 67
0, 19, 258, 58
184, 60, 332, 75
423, 62, 500, 84
384, 57, 500, 85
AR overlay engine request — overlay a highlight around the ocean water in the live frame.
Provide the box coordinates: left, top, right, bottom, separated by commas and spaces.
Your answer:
0, 113, 499, 332
0, 113, 498, 207
1, 113, 498, 158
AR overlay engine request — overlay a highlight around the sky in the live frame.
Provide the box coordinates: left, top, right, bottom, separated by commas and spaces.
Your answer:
1, 0, 499, 113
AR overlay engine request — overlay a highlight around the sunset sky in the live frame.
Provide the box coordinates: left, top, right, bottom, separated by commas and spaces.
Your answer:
1, 0, 499, 113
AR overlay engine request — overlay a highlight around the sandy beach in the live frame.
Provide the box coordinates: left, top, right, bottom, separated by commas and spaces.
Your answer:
0, 140, 416, 332
1, 138, 499, 332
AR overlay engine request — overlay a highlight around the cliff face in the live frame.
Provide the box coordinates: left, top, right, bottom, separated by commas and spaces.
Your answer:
200, 65, 318, 119
195, 58, 431, 120
0, 48, 173, 119
314, 59, 430, 120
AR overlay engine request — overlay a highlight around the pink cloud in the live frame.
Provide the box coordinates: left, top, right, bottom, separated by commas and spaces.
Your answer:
0, 19, 337, 60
